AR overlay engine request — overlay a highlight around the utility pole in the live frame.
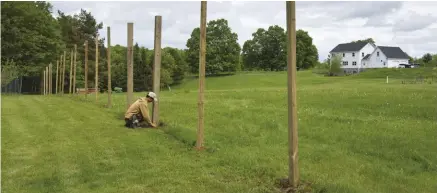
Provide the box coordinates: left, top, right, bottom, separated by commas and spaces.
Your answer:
152, 16, 162, 124
196, 1, 207, 150
286, 1, 299, 188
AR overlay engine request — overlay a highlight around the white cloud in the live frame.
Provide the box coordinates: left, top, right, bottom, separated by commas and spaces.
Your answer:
51, 1, 437, 61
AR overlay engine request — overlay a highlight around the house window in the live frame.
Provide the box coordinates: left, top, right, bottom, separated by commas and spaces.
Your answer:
343, 53, 345, 57
377, 52, 379, 56
342, 61, 348, 66
352, 61, 357, 66
362, 52, 364, 57
352, 53, 355, 57
363, 63, 366, 66
383, 62, 386, 65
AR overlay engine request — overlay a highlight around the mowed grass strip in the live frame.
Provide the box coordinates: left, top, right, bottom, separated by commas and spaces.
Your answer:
2, 69, 437, 193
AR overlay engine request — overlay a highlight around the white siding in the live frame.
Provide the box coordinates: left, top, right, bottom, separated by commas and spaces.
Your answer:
329, 43, 375, 69
359, 44, 375, 68
387, 59, 409, 68
361, 59, 370, 67
368, 48, 388, 68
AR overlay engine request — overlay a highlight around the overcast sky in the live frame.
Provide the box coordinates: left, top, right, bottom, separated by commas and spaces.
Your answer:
51, 1, 437, 61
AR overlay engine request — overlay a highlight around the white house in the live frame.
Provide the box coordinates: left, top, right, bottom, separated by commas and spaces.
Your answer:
329, 42, 410, 73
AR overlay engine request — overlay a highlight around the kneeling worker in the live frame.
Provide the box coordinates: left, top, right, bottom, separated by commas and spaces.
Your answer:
124, 92, 158, 128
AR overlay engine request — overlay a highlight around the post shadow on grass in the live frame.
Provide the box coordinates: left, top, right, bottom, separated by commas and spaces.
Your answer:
159, 123, 198, 148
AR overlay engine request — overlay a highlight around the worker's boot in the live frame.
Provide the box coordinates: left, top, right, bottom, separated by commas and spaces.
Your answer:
132, 115, 140, 129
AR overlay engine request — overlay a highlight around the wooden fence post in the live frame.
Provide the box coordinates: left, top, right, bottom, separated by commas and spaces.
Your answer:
85, 40, 88, 98
49, 63, 52, 95
69, 50, 73, 94
152, 16, 162, 124
43, 69, 46, 95
95, 35, 99, 102
286, 1, 299, 188
62, 51, 66, 94
73, 44, 77, 94
107, 26, 112, 107
196, 1, 207, 150
127, 22, 134, 108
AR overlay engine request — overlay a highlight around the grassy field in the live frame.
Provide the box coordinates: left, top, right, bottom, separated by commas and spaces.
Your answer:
2, 69, 437, 193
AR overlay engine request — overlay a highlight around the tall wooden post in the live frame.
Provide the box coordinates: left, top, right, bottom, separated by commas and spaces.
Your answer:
126, 22, 134, 108
59, 55, 62, 93
49, 63, 52, 95
286, 1, 299, 188
107, 26, 112, 107
62, 51, 66, 94
95, 35, 99, 102
85, 40, 88, 98
56, 60, 59, 94
73, 44, 77, 94
43, 69, 46, 95
46, 66, 49, 95
69, 50, 73, 94
196, 1, 207, 150
152, 16, 162, 124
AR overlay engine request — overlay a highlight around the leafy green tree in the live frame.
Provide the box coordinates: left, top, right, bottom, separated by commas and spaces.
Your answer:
422, 53, 432, 63
133, 43, 145, 91
111, 45, 127, 90
1, 1, 63, 76
351, 38, 375, 44
242, 26, 318, 71
57, 9, 104, 90
296, 30, 319, 69
329, 55, 343, 76
164, 47, 188, 85
1, 60, 21, 86
186, 19, 241, 75
431, 54, 437, 67
243, 26, 287, 71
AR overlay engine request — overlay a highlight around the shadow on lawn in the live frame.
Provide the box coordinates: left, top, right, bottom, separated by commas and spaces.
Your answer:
112, 111, 210, 151
276, 178, 358, 193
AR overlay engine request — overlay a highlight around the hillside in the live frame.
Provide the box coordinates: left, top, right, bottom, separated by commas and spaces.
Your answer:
2, 70, 436, 193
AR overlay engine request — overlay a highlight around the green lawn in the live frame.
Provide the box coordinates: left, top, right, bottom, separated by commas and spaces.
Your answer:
2, 69, 437, 193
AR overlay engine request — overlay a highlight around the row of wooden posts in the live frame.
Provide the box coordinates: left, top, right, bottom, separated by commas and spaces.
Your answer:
41, 1, 299, 188
42, 45, 78, 96
41, 16, 163, 123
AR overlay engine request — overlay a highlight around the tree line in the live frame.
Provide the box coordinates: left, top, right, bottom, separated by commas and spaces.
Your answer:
2, 1, 319, 91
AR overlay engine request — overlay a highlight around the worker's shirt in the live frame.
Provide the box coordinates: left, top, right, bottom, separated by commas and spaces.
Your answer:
124, 97, 153, 125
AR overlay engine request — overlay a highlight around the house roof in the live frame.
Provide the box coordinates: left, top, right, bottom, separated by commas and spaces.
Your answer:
362, 54, 371, 60
330, 42, 368, 53
378, 46, 410, 59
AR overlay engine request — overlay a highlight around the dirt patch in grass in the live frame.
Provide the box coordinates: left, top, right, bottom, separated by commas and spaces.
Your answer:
276, 178, 313, 193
